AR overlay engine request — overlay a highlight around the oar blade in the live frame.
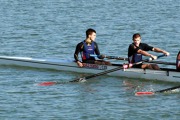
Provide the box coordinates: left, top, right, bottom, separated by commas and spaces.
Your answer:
38, 81, 57, 86
135, 91, 155, 96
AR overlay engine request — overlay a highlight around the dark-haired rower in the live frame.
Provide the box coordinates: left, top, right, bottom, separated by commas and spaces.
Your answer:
128, 33, 169, 70
74, 28, 110, 67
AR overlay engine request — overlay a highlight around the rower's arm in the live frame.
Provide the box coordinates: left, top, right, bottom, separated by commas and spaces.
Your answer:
137, 49, 153, 57
94, 42, 105, 59
153, 48, 170, 56
74, 42, 83, 62
94, 42, 100, 55
135, 43, 158, 59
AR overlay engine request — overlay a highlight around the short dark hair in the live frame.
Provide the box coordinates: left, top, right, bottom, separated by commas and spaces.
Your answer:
86, 28, 96, 38
132, 33, 141, 40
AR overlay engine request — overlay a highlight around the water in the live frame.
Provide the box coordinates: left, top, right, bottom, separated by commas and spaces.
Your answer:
0, 0, 180, 119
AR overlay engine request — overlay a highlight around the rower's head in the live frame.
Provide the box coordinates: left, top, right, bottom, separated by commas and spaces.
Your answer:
132, 33, 141, 46
86, 28, 96, 41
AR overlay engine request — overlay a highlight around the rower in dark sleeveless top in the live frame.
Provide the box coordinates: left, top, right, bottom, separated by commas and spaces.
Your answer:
74, 28, 111, 67
128, 33, 170, 70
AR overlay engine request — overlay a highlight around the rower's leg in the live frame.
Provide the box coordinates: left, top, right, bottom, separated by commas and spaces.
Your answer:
95, 60, 111, 65
141, 64, 160, 70
151, 64, 160, 70
141, 64, 153, 69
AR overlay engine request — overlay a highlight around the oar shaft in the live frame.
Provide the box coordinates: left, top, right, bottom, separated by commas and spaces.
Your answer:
69, 66, 123, 82
155, 85, 180, 93
90, 54, 175, 65
85, 67, 122, 79
105, 56, 128, 60
146, 61, 176, 65
90, 54, 128, 60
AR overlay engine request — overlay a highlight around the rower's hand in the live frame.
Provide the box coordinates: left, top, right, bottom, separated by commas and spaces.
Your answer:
164, 51, 170, 56
99, 54, 106, 59
150, 55, 157, 60
77, 61, 83, 67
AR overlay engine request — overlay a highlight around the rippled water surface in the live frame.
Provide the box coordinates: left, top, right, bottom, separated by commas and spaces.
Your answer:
0, 0, 180, 120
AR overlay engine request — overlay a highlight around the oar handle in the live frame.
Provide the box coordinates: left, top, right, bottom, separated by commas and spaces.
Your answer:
135, 54, 165, 65
89, 54, 99, 57
157, 54, 166, 59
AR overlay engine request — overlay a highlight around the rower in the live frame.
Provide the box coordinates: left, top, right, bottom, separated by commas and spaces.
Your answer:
128, 33, 170, 70
176, 51, 180, 71
74, 28, 111, 67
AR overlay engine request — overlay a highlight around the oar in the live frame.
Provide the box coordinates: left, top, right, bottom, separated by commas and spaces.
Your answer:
90, 54, 128, 61
135, 85, 180, 96
145, 61, 176, 65
38, 54, 165, 86
90, 54, 175, 65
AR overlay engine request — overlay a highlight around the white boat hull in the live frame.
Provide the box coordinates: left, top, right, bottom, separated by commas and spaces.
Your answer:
0, 56, 179, 83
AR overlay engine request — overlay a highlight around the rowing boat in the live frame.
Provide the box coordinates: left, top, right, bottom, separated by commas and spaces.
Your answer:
0, 56, 179, 83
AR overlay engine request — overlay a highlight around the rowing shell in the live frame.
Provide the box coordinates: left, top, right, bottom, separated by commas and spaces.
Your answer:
0, 56, 179, 83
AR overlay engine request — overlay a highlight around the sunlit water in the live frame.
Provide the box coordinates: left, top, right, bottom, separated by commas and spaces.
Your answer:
0, 0, 179, 120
